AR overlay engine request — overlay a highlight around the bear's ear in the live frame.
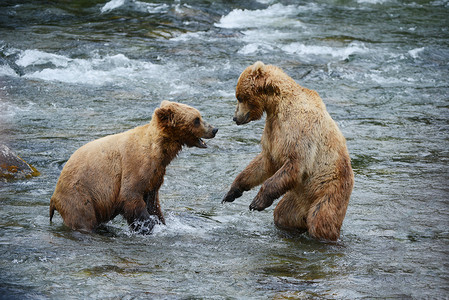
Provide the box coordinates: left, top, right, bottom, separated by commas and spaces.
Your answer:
155, 106, 176, 127
251, 61, 265, 77
262, 75, 280, 95
252, 62, 280, 95
160, 100, 172, 108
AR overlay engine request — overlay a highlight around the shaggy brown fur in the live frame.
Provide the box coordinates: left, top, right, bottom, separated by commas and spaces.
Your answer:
50, 101, 217, 234
223, 62, 354, 241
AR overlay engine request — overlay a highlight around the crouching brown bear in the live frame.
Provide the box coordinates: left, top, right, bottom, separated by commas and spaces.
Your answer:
50, 100, 218, 234
223, 62, 354, 241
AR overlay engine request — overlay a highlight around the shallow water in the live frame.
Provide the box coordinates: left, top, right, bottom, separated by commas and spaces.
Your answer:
0, 0, 448, 298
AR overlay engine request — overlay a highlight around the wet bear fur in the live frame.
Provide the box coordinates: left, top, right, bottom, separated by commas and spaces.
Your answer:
50, 101, 217, 234
223, 62, 354, 241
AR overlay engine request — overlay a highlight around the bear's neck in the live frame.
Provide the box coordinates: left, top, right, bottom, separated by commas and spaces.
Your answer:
145, 122, 183, 167
263, 93, 287, 118
158, 138, 183, 166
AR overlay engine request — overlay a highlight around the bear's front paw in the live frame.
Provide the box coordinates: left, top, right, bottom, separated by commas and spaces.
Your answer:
130, 217, 160, 235
249, 193, 273, 211
222, 187, 243, 203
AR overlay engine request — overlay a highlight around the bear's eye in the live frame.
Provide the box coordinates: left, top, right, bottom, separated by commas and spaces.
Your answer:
237, 96, 243, 103
194, 117, 201, 127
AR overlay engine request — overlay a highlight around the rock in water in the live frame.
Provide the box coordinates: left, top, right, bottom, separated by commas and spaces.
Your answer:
0, 144, 40, 180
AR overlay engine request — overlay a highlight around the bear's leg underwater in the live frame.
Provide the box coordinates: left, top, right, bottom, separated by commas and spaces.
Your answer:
50, 189, 99, 233
122, 190, 166, 235
273, 180, 350, 241
124, 200, 159, 235
273, 191, 309, 234
306, 187, 350, 241
273, 190, 349, 241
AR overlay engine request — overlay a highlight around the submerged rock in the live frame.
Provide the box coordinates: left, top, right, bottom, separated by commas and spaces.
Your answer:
0, 144, 40, 180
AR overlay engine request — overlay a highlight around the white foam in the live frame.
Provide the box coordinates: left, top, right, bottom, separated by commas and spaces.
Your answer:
15, 50, 161, 85
368, 72, 416, 85
236, 28, 295, 55
368, 73, 404, 85
357, 0, 390, 3
134, 1, 169, 13
238, 43, 274, 55
342, 69, 417, 86
101, 0, 125, 13
215, 4, 367, 61
16, 49, 70, 68
215, 3, 304, 29
101, 0, 169, 14
256, 0, 276, 4
408, 47, 425, 59
281, 42, 368, 61
0, 64, 18, 77
170, 31, 204, 42
240, 28, 294, 49
431, 0, 449, 7
150, 212, 212, 238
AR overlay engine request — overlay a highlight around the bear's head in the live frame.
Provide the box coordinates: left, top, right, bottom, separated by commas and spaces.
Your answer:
233, 61, 280, 125
155, 101, 218, 148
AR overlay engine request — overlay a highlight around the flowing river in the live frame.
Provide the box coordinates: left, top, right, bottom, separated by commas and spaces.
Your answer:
0, 0, 448, 298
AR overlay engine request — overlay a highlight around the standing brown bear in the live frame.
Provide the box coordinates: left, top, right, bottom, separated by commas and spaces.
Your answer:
50, 100, 218, 234
223, 62, 354, 241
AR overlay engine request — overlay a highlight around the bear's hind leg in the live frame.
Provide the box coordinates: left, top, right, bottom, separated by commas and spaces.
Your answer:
61, 198, 98, 233
306, 185, 350, 241
273, 192, 308, 233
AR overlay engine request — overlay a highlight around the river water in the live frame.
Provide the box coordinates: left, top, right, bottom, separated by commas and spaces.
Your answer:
0, 0, 448, 299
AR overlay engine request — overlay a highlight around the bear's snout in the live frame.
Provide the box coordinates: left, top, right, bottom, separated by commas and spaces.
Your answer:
233, 112, 250, 125
193, 125, 217, 148
202, 124, 218, 139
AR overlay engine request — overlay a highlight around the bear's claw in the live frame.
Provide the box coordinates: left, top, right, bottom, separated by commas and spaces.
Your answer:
249, 201, 266, 211
249, 193, 272, 211
222, 187, 243, 203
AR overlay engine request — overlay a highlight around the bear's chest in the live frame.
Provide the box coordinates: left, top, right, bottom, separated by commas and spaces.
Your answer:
261, 116, 301, 168
261, 130, 288, 169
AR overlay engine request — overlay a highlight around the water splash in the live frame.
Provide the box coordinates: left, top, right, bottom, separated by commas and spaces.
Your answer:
100, 0, 170, 14
14, 49, 160, 85
215, 3, 305, 29
101, 0, 126, 13
408, 47, 425, 59
281, 42, 369, 61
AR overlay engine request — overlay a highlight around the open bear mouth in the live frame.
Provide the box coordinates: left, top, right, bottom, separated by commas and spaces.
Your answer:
194, 138, 207, 148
